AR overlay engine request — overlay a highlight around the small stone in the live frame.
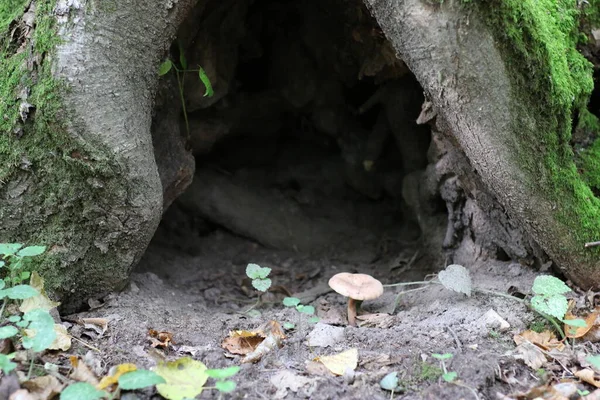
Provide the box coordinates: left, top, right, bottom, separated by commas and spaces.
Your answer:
306, 323, 345, 347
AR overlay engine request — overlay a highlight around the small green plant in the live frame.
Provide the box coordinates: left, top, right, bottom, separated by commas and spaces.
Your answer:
432, 353, 457, 383
205, 365, 241, 393
529, 318, 548, 333
0, 243, 56, 376
246, 263, 272, 292
282, 297, 320, 328
529, 275, 586, 336
158, 44, 214, 138
418, 361, 443, 382
244, 263, 272, 314
60, 369, 165, 400
380, 371, 402, 399
488, 329, 500, 339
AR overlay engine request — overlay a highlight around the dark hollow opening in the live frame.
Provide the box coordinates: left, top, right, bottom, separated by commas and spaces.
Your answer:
144, 0, 448, 282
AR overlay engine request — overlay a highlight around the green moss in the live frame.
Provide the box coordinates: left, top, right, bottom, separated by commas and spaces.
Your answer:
475, 0, 600, 255
574, 110, 600, 190
0, 1, 129, 301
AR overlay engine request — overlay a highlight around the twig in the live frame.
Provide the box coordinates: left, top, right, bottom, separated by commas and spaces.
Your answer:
70, 335, 101, 352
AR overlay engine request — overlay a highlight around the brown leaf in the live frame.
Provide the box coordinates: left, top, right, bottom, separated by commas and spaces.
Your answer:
576, 368, 600, 388
513, 342, 547, 370
68, 356, 99, 385
514, 330, 565, 351
148, 329, 174, 348
564, 312, 597, 338
21, 376, 63, 400
222, 321, 285, 360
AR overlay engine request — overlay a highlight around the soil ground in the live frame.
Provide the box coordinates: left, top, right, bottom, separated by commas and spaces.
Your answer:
65, 222, 549, 400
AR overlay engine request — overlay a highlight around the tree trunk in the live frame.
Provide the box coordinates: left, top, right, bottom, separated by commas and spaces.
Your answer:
0, 0, 195, 312
365, 0, 600, 288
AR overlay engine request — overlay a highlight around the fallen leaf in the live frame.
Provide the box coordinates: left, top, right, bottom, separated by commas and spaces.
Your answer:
98, 363, 137, 390
81, 318, 108, 336
437, 264, 472, 297
514, 330, 565, 351
315, 348, 358, 376
241, 321, 286, 363
154, 357, 208, 400
222, 320, 286, 361
513, 342, 547, 370
564, 311, 597, 338
149, 329, 174, 348
19, 272, 60, 314
48, 324, 71, 351
68, 356, 99, 385
21, 375, 63, 399
576, 368, 600, 388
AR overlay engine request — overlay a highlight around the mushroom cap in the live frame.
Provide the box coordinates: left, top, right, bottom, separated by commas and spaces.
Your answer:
328, 273, 384, 300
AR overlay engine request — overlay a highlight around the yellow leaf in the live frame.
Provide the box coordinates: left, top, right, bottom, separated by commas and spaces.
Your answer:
315, 348, 358, 376
19, 272, 60, 313
154, 357, 208, 400
48, 324, 71, 351
98, 363, 137, 390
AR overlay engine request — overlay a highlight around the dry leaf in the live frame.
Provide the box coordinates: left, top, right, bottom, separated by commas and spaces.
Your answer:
576, 368, 600, 388
98, 363, 137, 390
315, 348, 358, 376
21, 375, 63, 399
241, 321, 286, 364
514, 330, 565, 351
68, 356, 99, 385
81, 318, 108, 336
222, 320, 286, 360
48, 324, 71, 351
148, 329, 174, 348
19, 272, 60, 314
514, 342, 547, 370
564, 311, 597, 338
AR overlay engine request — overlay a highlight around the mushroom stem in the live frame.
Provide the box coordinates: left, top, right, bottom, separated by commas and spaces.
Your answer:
347, 298, 358, 326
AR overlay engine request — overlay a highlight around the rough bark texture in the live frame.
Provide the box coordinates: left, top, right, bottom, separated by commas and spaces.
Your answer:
365, 0, 599, 286
0, 0, 196, 312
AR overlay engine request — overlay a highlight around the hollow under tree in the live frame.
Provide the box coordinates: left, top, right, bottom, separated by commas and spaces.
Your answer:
1, 0, 599, 311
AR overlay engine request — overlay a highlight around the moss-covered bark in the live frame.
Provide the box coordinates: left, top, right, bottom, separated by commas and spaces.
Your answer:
477, 0, 600, 264
1, 0, 196, 311
366, 0, 600, 287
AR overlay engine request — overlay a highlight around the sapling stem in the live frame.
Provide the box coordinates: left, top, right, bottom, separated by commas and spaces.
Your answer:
383, 280, 433, 288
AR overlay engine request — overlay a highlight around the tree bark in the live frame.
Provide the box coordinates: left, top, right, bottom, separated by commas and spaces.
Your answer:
365, 0, 600, 287
0, 0, 195, 312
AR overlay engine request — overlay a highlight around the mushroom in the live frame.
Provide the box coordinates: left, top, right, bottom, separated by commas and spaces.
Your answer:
328, 273, 384, 326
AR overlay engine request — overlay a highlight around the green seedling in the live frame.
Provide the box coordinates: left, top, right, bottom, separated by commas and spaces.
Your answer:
0, 243, 56, 376
158, 44, 214, 139
246, 263, 272, 292
432, 353, 457, 383
205, 366, 241, 394
60, 369, 165, 400
282, 297, 320, 325
380, 371, 403, 399
244, 263, 272, 314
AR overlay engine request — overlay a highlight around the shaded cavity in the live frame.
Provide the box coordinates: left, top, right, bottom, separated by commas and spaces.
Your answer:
145, 0, 447, 280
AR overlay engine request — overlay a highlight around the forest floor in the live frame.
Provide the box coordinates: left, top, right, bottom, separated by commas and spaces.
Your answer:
61, 221, 589, 400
